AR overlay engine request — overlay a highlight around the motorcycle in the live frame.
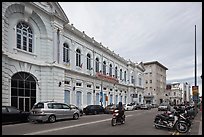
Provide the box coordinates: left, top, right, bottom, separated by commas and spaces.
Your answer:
111, 109, 125, 126
154, 110, 190, 133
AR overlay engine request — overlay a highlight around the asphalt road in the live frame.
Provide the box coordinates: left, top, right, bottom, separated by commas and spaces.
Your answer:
2, 108, 178, 135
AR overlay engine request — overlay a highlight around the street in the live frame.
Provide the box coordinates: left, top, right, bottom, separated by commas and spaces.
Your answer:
2, 108, 180, 135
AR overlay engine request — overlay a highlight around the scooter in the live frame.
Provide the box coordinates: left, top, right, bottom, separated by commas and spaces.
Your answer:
111, 109, 125, 126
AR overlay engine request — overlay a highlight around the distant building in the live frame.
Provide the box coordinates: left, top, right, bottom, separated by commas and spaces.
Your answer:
143, 61, 168, 105
180, 82, 191, 104
166, 82, 191, 105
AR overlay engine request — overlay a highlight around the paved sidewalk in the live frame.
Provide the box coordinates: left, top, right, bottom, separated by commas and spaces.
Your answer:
188, 110, 202, 135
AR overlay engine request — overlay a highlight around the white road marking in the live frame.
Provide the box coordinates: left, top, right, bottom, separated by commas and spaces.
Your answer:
24, 115, 133, 135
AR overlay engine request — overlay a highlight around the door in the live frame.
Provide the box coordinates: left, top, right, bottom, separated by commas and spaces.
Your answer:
18, 97, 30, 112
61, 104, 73, 119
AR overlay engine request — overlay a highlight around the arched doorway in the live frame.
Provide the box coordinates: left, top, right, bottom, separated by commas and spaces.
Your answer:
11, 72, 36, 112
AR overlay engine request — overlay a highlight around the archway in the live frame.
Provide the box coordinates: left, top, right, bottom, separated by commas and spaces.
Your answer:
11, 72, 36, 112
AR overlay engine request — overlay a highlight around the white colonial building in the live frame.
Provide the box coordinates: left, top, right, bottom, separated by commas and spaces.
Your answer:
166, 82, 191, 105
2, 2, 145, 112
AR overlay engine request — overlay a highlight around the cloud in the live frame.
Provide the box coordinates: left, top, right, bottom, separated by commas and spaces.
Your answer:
59, 2, 202, 89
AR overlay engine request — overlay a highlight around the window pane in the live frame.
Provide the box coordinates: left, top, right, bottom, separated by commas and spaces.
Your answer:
31, 82, 36, 89
19, 80, 24, 88
23, 36, 27, 51
76, 54, 79, 66
25, 81, 30, 89
25, 89, 30, 96
63, 47, 65, 62
11, 80, 17, 87
31, 90, 36, 97
17, 34, 21, 49
11, 88, 18, 96
19, 88, 24, 96
29, 39, 32, 52
31, 97, 36, 108
11, 97, 18, 108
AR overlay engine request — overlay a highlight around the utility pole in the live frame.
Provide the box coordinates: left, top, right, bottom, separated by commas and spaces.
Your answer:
194, 25, 198, 113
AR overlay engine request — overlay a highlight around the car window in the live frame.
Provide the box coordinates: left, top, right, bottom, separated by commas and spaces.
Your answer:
70, 105, 77, 109
33, 103, 44, 109
47, 103, 53, 109
52, 104, 63, 109
7, 107, 20, 113
2, 107, 8, 113
62, 104, 70, 109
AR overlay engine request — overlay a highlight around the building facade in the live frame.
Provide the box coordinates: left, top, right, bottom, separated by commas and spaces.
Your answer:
2, 2, 145, 112
166, 82, 191, 105
143, 61, 168, 105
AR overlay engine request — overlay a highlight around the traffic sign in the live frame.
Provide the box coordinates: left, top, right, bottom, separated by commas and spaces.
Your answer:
192, 86, 199, 101
192, 86, 199, 95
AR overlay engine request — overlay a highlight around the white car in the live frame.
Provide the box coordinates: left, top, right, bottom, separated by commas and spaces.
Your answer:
124, 104, 134, 111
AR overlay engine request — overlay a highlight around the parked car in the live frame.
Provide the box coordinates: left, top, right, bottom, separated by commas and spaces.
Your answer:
104, 104, 117, 114
140, 104, 151, 110
2, 106, 30, 125
158, 103, 171, 111
151, 104, 159, 108
68, 104, 83, 116
124, 103, 134, 111
83, 105, 105, 115
133, 103, 141, 110
29, 101, 80, 123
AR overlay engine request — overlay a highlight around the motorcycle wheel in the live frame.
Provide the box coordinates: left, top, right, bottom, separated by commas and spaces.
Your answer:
154, 119, 160, 129
176, 122, 189, 133
111, 118, 117, 126
121, 119, 125, 124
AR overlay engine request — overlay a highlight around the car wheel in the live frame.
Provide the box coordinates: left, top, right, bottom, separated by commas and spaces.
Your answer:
73, 113, 79, 120
48, 115, 56, 123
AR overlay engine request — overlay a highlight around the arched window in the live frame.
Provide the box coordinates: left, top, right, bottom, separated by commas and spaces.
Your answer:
109, 64, 112, 76
16, 22, 33, 52
63, 43, 69, 63
103, 61, 106, 75
76, 49, 81, 67
120, 69, 123, 80
11, 72, 36, 112
115, 67, 118, 78
87, 53, 91, 70
95, 58, 99, 73
139, 94, 142, 103
131, 75, 134, 84
124, 71, 126, 82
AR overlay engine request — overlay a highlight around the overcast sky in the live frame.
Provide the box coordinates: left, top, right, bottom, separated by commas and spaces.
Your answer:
59, 2, 202, 95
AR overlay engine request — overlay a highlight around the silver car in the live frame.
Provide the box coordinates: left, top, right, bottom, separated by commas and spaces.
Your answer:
29, 101, 80, 123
